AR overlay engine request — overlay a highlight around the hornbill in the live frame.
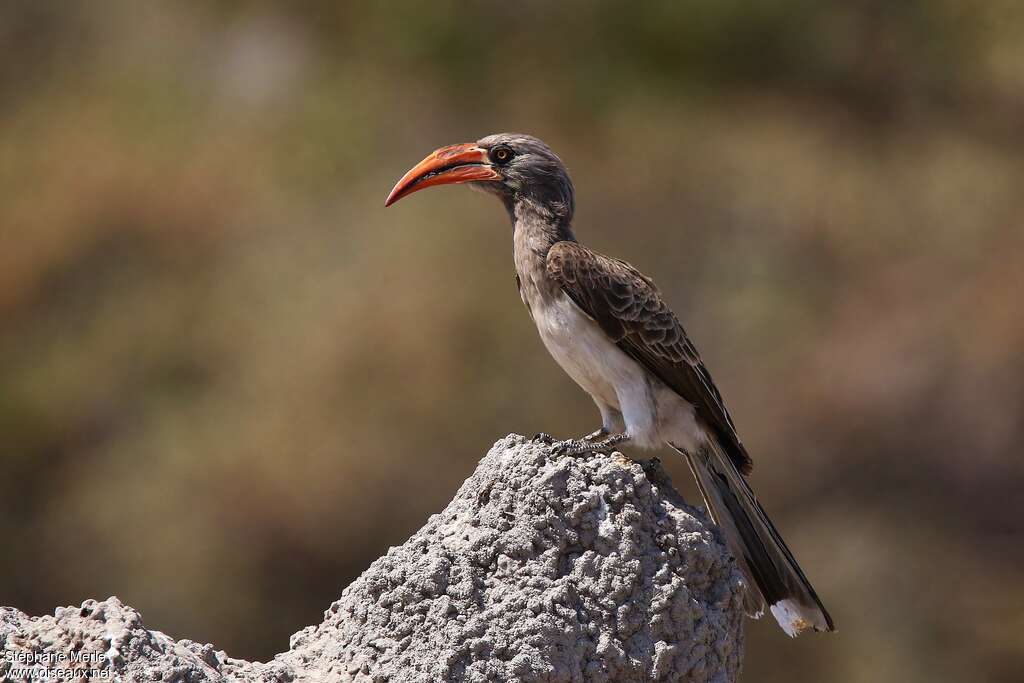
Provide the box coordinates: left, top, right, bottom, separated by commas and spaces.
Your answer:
385, 133, 834, 637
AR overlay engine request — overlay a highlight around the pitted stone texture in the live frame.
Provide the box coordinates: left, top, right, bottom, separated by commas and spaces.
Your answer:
0, 596, 287, 683
0, 435, 744, 683
282, 435, 744, 682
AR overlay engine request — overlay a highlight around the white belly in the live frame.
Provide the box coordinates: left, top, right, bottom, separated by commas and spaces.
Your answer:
531, 293, 703, 451
533, 294, 632, 407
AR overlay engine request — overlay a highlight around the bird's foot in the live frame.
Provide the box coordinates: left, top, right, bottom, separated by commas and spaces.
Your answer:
531, 432, 555, 445
550, 439, 591, 457
552, 433, 630, 457
582, 427, 609, 442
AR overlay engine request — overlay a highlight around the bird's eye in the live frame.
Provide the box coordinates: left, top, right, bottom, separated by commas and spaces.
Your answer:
490, 146, 515, 164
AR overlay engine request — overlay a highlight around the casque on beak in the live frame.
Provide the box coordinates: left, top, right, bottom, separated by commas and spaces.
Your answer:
385, 143, 501, 207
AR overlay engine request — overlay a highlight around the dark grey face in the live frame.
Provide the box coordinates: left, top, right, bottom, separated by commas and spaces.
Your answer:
475, 133, 575, 223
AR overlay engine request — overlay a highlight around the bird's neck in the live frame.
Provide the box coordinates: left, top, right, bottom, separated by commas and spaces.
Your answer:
512, 199, 575, 299
512, 196, 575, 249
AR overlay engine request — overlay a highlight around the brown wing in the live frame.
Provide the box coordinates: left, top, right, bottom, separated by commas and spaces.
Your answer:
547, 241, 753, 474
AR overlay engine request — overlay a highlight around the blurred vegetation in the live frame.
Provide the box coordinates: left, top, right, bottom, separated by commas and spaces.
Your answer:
2, 1, 1023, 681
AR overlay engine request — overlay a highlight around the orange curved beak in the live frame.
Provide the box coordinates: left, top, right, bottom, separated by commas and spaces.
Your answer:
385, 143, 501, 207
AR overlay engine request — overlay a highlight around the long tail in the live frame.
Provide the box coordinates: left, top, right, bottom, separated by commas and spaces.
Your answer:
670, 439, 835, 636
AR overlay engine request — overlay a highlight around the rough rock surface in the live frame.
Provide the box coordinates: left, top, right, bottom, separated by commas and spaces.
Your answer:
0, 597, 273, 683
0, 435, 744, 683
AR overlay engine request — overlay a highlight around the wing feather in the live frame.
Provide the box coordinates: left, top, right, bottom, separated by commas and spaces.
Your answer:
547, 241, 753, 473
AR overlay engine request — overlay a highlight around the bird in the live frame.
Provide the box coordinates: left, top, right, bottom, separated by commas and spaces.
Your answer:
384, 133, 835, 637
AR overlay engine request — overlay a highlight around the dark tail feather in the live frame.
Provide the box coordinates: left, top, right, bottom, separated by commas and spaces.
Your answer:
671, 440, 835, 636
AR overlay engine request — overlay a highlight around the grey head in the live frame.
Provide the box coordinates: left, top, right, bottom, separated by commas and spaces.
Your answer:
385, 132, 575, 226
475, 133, 575, 224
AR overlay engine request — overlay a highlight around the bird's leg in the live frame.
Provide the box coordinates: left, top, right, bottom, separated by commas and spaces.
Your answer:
577, 402, 622, 442
552, 402, 626, 455
596, 432, 631, 450
553, 433, 631, 457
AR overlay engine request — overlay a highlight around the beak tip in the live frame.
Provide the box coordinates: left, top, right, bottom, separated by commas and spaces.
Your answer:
384, 143, 495, 212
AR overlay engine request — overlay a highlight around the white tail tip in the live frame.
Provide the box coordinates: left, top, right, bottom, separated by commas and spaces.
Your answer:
770, 600, 816, 638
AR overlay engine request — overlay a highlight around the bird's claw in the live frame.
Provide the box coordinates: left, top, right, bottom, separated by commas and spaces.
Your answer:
551, 439, 578, 456
582, 427, 609, 442
532, 432, 554, 445
551, 438, 606, 457
552, 432, 631, 457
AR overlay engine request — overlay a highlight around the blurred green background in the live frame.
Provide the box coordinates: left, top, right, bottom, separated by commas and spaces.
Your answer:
2, 2, 1022, 681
